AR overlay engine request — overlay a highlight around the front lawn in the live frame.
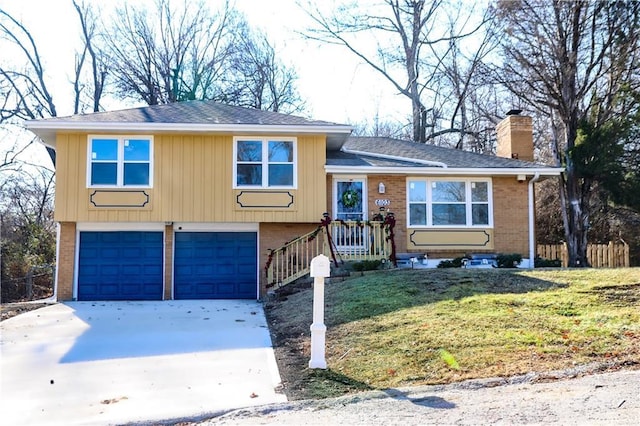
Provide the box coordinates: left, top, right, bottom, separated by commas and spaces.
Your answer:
264, 268, 640, 399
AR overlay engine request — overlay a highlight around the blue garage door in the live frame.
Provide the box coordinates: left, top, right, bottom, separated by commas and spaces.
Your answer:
78, 231, 163, 301
174, 232, 257, 299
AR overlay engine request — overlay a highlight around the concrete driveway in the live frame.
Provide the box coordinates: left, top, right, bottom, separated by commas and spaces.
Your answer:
0, 300, 286, 425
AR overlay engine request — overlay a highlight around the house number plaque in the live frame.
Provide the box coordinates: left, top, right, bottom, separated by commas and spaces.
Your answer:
375, 199, 390, 207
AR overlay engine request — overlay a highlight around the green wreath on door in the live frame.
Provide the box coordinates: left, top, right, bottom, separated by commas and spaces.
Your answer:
341, 189, 360, 208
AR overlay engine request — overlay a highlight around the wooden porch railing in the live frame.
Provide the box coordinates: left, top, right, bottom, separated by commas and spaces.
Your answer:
265, 227, 326, 290
536, 241, 630, 268
266, 220, 392, 290
328, 220, 392, 261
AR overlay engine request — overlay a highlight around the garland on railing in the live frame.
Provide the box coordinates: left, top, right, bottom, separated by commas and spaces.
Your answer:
265, 211, 398, 288
322, 213, 342, 268
334, 217, 386, 229
326, 211, 397, 267
383, 212, 398, 267
265, 224, 325, 288
305, 225, 323, 242
265, 248, 276, 287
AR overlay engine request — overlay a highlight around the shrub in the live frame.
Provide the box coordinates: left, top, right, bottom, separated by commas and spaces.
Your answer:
352, 259, 383, 272
496, 253, 522, 268
534, 256, 562, 267
437, 257, 466, 268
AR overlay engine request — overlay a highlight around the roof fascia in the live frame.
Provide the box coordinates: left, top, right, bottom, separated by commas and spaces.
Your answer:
324, 165, 564, 175
25, 120, 354, 134
26, 120, 353, 149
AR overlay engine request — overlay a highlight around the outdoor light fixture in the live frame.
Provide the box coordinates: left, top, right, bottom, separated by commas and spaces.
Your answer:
378, 182, 386, 194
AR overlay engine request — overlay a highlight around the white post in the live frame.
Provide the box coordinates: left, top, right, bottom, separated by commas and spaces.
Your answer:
309, 254, 330, 369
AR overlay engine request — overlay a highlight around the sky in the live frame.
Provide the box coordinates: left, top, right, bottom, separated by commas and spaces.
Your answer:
0, 0, 408, 126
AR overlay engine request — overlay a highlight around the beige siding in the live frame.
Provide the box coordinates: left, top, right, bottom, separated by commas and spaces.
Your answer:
54, 133, 327, 223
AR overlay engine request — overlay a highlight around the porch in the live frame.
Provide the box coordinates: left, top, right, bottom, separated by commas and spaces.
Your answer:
265, 218, 395, 290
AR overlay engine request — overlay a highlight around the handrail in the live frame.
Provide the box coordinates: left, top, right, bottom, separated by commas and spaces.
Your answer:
265, 219, 393, 291
265, 226, 326, 290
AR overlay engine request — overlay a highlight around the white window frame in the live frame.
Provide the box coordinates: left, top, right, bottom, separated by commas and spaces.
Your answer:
233, 137, 297, 189
87, 135, 153, 188
407, 177, 493, 228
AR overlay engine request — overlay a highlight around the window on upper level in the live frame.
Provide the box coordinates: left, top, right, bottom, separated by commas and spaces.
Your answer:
407, 179, 492, 227
88, 136, 153, 187
234, 137, 296, 188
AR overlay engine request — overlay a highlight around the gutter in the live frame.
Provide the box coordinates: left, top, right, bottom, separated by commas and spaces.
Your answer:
25, 120, 354, 149
528, 172, 541, 268
341, 147, 448, 168
325, 165, 564, 176
25, 120, 354, 134
53, 222, 60, 302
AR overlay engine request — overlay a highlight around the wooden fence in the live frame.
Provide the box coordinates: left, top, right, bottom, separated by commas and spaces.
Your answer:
536, 241, 630, 268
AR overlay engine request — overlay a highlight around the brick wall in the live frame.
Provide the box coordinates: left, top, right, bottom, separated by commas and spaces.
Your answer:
496, 115, 534, 162
56, 222, 76, 301
492, 176, 530, 255
366, 175, 530, 260
367, 175, 407, 253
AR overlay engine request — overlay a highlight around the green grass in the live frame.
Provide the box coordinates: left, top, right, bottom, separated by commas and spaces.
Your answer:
266, 268, 640, 398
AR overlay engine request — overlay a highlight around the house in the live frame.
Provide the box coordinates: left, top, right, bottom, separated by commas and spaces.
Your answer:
26, 101, 562, 301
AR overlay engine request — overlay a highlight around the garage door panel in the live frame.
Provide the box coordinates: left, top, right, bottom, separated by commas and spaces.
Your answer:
122, 248, 142, 258
78, 231, 163, 301
237, 249, 254, 258
195, 265, 215, 275
215, 264, 234, 275
174, 232, 257, 299
101, 265, 120, 276
237, 285, 255, 295
122, 264, 142, 275
215, 284, 235, 296
145, 264, 162, 275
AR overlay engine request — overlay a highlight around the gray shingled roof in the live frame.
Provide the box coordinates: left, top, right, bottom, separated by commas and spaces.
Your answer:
33, 100, 346, 127
326, 136, 552, 169
27, 100, 353, 149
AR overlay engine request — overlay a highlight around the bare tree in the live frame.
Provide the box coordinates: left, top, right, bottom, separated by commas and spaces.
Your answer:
303, 0, 490, 143
100, 0, 238, 105
0, 8, 58, 164
99, 0, 305, 112
229, 21, 304, 113
72, 0, 107, 113
493, 0, 640, 266
0, 3, 107, 163
0, 9, 57, 120
435, 9, 501, 151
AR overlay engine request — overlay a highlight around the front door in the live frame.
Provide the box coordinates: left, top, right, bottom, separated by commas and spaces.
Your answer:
333, 178, 367, 249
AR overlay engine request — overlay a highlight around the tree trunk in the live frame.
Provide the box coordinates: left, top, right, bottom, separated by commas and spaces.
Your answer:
26, 269, 33, 300
562, 120, 590, 267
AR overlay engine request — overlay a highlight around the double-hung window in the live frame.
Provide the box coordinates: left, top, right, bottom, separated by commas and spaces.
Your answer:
234, 137, 296, 188
88, 136, 152, 187
408, 179, 492, 227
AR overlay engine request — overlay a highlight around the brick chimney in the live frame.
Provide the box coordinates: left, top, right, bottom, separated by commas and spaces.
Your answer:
496, 111, 534, 162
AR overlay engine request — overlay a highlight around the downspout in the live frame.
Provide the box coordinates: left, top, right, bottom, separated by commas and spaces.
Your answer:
53, 222, 60, 302
528, 172, 541, 268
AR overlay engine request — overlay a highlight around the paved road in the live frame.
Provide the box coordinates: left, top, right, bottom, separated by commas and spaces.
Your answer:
201, 368, 640, 425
